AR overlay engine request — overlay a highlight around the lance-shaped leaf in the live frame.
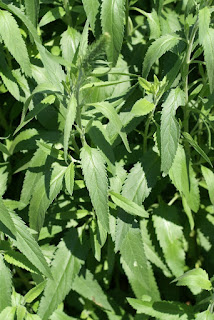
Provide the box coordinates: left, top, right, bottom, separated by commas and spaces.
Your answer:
0, 10, 31, 76
152, 204, 185, 277
29, 162, 66, 234
60, 27, 80, 65
0, 307, 16, 320
23, 281, 47, 304
0, 254, 12, 312
72, 269, 113, 311
201, 166, 214, 205
10, 212, 52, 279
169, 144, 200, 213
82, 0, 100, 35
63, 94, 77, 162
121, 228, 160, 300
0, 198, 16, 236
160, 88, 185, 174
92, 102, 130, 153
80, 145, 109, 232
64, 162, 75, 197
101, 0, 126, 66
183, 132, 213, 168
38, 229, 88, 320
24, 0, 39, 27
143, 34, 180, 79
128, 299, 192, 320
109, 191, 149, 218
173, 268, 212, 295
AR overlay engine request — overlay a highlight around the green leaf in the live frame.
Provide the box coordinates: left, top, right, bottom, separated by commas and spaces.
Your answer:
0, 10, 31, 76
72, 269, 113, 311
4, 250, 40, 274
16, 305, 27, 320
64, 163, 75, 197
29, 162, 66, 234
63, 94, 77, 163
91, 102, 130, 153
10, 212, 52, 279
0, 306, 16, 320
82, 0, 100, 35
152, 203, 185, 277
0, 198, 16, 237
39, 7, 65, 27
183, 132, 213, 167
20, 147, 48, 206
60, 27, 80, 65
173, 268, 212, 294
121, 228, 160, 300
169, 144, 200, 213
0, 44, 20, 100
23, 281, 47, 304
161, 88, 185, 174
196, 310, 214, 320
24, 0, 39, 26
127, 298, 192, 319
131, 98, 155, 116
201, 165, 214, 205
0, 254, 12, 312
101, 0, 126, 65
109, 191, 149, 218
140, 220, 172, 277
38, 229, 88, 320
80, 145, 109, 232
143, 34, 180, 79
0, 142, 10, 156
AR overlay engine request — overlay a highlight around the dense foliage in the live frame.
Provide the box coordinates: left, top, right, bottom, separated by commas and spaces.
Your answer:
0, 0, 214, 319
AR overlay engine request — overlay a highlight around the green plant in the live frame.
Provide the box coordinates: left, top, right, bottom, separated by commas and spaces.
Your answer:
0, 0, 214, 319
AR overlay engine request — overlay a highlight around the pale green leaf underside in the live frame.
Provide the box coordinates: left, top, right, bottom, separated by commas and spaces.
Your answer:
201, 165, 214, 205
81, 145, 109, 231
65, 162, 75, 197
82, 0, 99, 34
131, 98, 155, 116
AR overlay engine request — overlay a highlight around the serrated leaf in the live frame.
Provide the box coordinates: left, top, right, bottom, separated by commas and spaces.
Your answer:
64, 162, 75, 197
109, 191, 149, 218
101, 0, 126, 66
38, 229, 88, 320
0, 164, 8, 197
0, 306, 16, 320
82, 0, 100, 35
152, 204, 185, 277
64, 94, 77, 162
4, 250, 40, 274
0, 44, 20, 100
0, 198, 16, 237
199, 7, 210, 45
161, 88, 185, 174
29, 162, 66, 234
80, 145, 109, 232
201, 166, 214, 205
115, 152, 160, 251
143, 34, 180, 79
140, 220, 172, 277
0, 10, 31, 76
20, 148, 48, 206
24, 281, 46, 304
92, 102, 130, 153
10, 212, 52, 279
131, 98, 155, 116
72, 269, 113, 311
169, 144, 200, 213
24, 0, 39, 26
0, 254, 12, 312
60, 27, 80, 65
121, 228, 160, 300
128, 299, 192, 320
173, 268, 212, 294
183, 132, 212, 167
